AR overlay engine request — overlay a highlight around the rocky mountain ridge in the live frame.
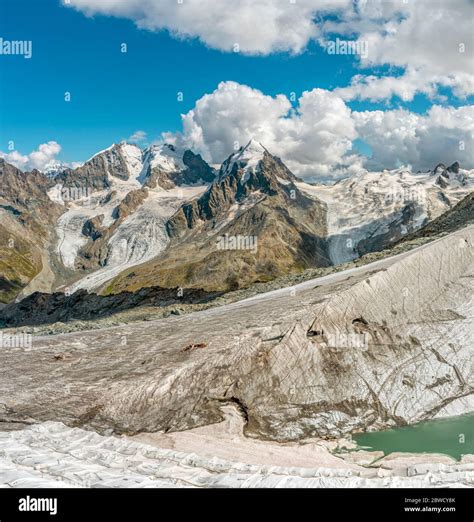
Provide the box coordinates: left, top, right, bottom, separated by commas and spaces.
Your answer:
1, 139, 473, 303
0, 159, 64, 302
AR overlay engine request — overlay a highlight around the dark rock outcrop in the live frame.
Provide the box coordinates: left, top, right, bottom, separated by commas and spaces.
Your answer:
0, 286, 223, 327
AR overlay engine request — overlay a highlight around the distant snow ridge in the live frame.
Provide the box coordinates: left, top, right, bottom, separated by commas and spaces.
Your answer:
297, 162, 473, 265
42, 161, 68, 178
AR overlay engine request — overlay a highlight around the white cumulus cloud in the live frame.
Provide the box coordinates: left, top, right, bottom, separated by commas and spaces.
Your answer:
4, 88, 471, 180
331, 0, 474, 101
353, 105, 474, 171
164, 81, 358, 178
67, 0, 474, 101
66, 0, 350, 55
128, 130, 148, 144
164, 81, 474, 177
0, 141, 62, 171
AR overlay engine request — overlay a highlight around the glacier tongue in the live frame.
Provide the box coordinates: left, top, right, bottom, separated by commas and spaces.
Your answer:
65, 185, 208, 293
67, 187, 206, 293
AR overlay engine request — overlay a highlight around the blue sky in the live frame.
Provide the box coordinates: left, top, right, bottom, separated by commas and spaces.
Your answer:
0, 0, 472, 174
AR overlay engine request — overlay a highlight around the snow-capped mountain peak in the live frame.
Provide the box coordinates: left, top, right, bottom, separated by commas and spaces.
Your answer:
432, 161, 468, 189
241, 138, 266, 155
233, 139, 267, 165
119, 142, 144, 181
433, 163, 448, 176
144, 143, 186, 174
80, 142, 144, 186
220, 139, 268, 179
42, 160, 69, 178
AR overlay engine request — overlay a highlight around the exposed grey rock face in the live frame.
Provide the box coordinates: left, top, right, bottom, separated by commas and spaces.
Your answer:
399, 192, 474, 242
169, 142, 300, 232
181, 150, 216, 184
1, 160, 52, 211
0, 226, 472, 441
55, 146, 118, 191
434, 162, 466, 189
82, 215, 105, 241
0, 160, 64, 302
55, 142, 146, 192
